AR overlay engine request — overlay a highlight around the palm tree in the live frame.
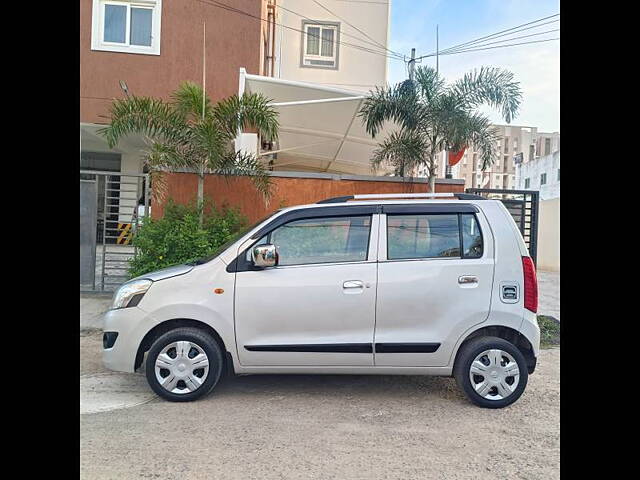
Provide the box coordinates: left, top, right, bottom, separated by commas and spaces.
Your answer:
99, 81, 279, 224
359, 66, 522, 192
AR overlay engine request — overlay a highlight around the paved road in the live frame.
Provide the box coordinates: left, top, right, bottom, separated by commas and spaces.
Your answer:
80, 332, 559, 480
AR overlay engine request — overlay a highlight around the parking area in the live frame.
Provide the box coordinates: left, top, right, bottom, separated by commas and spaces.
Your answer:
80, 330, 559, 479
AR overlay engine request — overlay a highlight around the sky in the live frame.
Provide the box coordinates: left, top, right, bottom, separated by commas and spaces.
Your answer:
386, 0, 560, 132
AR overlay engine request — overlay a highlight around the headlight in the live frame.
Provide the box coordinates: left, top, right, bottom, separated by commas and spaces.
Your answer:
111, 279, 153, 309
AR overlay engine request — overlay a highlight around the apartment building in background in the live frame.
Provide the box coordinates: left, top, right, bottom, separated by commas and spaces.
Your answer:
429, 125, 560, 191
430, 125, 535, 189
535, 132, 560, 159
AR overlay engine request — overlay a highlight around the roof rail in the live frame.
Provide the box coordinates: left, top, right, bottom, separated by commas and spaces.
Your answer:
316, 195, 355, 204
453, 193, 486, 200
316, 192, 485, 204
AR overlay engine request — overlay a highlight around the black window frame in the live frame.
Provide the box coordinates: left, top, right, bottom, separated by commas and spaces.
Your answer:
227, 204, 485, 272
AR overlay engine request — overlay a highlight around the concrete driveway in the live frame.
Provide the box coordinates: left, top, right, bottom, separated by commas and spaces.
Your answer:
537, 271, 560, 320
80, 331, 559, 479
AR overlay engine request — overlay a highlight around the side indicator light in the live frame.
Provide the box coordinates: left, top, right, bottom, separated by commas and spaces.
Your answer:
214, 288, 224, 294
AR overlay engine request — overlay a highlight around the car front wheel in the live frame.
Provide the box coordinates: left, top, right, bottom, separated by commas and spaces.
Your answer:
454, 336, 528, 409
145, 327, 224, 402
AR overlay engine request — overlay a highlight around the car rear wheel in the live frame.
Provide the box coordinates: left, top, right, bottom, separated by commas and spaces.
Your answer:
454, 336, 528, 409
145, 327, 223, 402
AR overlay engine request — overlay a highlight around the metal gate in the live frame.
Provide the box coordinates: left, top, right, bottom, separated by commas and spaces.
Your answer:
80, 170, 150, 292
466, 188, 539, 264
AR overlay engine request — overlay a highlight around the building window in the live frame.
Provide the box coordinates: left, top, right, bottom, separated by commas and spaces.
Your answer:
529, 144, 535, 161
91, 1, 162, 55
545, 138, 551, 155
557, 168, 560, 181
301, 21, 340, 69
504, 137, 509, 153
524, 178, 530, 189
540, 173, 547, 185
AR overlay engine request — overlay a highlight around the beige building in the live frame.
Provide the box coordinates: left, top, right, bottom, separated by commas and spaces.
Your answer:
535, 131, 560, 159
446, 125, 537, 190
428, 125, 560, 190
274, 0, 390, 92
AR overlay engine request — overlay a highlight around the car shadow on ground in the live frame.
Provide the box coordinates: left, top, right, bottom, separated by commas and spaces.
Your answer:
209, 372, 466, 402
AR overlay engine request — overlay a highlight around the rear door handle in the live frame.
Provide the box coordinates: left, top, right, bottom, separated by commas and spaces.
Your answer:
458, 275, 478, 284
343, 280, 364, 289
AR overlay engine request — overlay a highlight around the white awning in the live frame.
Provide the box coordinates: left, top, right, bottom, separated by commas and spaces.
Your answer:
241, 70, 396, 175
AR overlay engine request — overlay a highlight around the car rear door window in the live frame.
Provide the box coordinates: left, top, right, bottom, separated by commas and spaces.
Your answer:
386, 213, 484, 260
387, 214, 460, 260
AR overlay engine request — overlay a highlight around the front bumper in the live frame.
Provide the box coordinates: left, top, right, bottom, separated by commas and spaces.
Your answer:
102, 306, 151, 373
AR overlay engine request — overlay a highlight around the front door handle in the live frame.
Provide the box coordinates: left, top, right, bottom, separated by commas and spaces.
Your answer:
458, 275, 478, 284
343, 280, 364, 289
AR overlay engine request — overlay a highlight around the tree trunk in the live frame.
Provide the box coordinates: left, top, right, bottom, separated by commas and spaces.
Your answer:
197, 172, 204, 227
428, 173, 436, 194
427, 151, 437, 193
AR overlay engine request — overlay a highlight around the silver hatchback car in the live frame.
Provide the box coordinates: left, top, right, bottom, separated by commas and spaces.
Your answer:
103, 193, 540, 408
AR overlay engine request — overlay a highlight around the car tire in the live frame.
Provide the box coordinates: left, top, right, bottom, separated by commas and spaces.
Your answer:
454, 336, 528, 409
145, 327, 224, 402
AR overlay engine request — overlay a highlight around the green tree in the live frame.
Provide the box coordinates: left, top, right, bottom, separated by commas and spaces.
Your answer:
99, 81, 279, 224
359, 66, 522, 192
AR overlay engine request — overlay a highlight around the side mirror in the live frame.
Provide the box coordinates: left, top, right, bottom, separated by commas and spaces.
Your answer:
251, 244, 278, 268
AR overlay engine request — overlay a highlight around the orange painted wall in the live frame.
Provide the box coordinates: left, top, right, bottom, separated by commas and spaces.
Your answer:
152, 172, 465, 223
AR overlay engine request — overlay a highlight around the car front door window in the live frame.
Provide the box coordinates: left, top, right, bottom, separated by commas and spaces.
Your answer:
257, 216, 371, 266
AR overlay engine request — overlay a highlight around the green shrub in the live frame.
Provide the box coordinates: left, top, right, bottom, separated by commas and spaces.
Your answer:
537, 315, 560, 347
128, 198, 247, 279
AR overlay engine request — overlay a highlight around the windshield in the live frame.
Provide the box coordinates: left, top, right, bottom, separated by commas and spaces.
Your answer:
187, 210, 282, 266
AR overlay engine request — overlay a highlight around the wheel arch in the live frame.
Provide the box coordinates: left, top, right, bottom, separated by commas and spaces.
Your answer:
134, 318, 235, 375
452, 325, 537, 374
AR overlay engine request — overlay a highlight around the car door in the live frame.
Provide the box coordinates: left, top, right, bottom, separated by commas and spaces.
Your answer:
374, 204, 495, 367
234, 207, 379, 366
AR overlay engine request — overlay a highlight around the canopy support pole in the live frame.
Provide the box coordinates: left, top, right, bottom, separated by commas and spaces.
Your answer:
270, 96, 364, 107
325, 98, 364, 172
